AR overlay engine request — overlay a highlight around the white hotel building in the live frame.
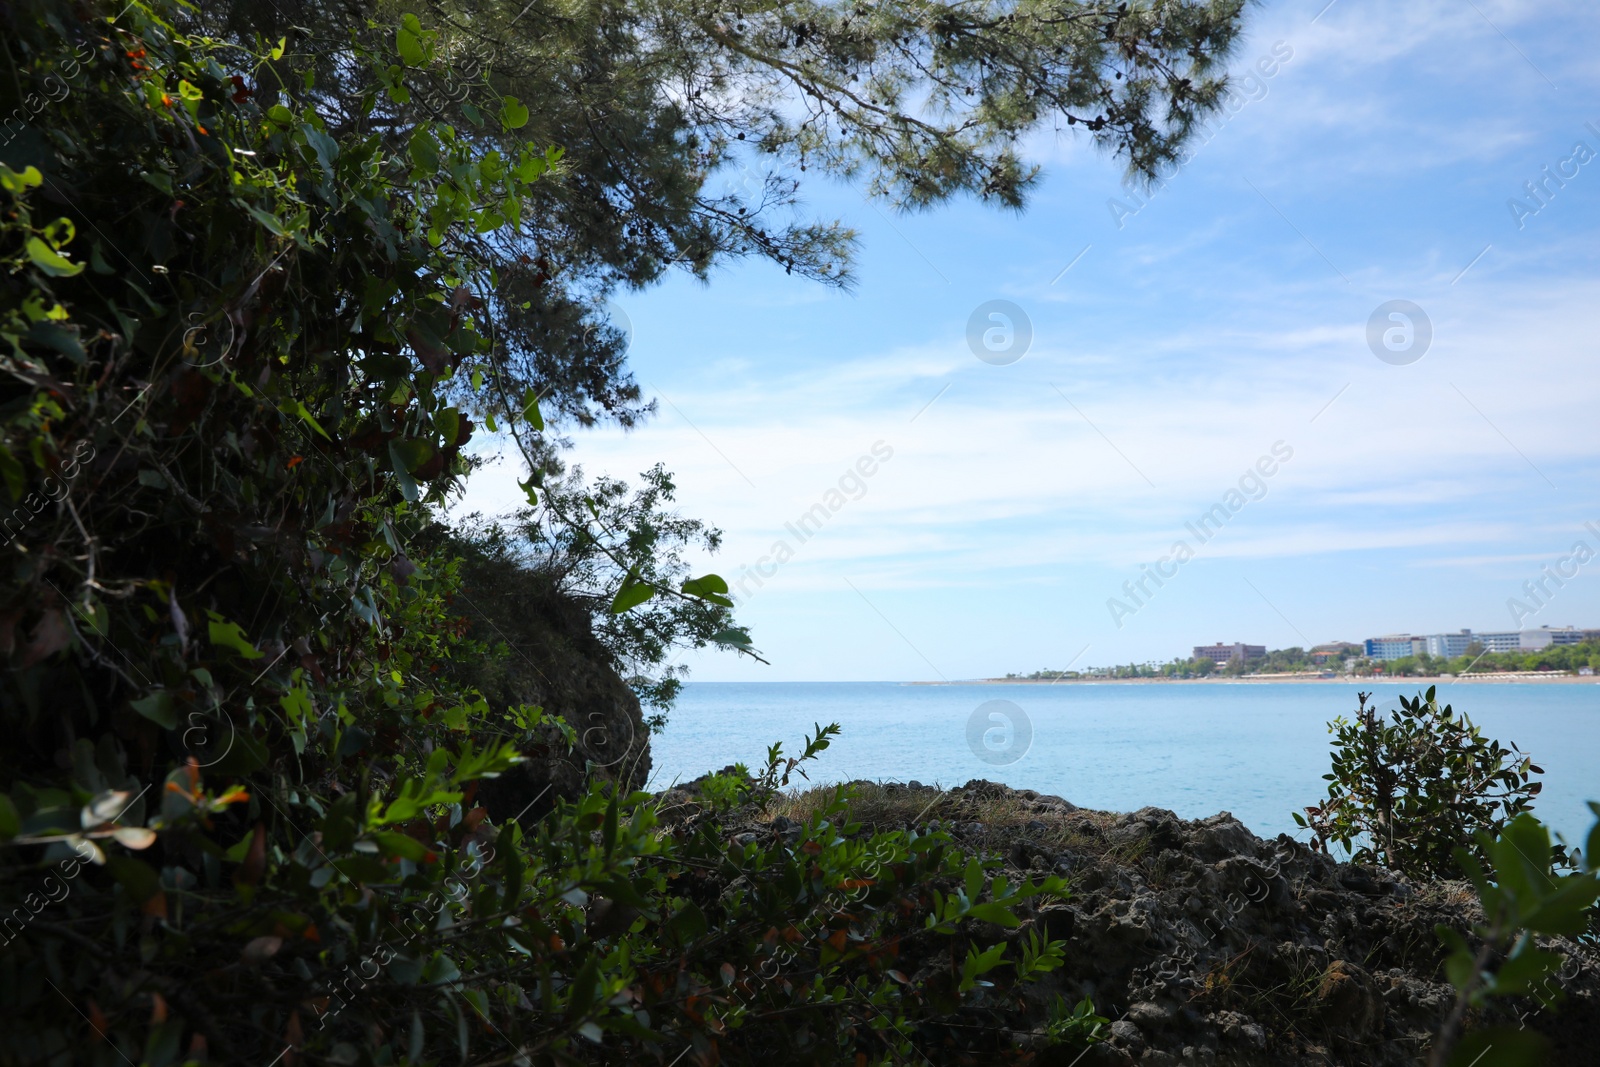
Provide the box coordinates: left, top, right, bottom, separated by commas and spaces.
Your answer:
1362, 626, 1590, 661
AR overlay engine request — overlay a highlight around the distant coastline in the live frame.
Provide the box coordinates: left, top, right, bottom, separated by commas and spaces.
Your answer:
910, 672, 1600, 686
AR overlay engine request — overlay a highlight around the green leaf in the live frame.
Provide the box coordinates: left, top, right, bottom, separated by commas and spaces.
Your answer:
389, 437, 434, 474
25, 321, 85, 362
521, 387, 544, 430
448, 739, 522, 783
602, 795, 619, 856
425, 951, 461, 987
207, 616, 264, 659
223, 830, 254, 863
515, 152, 547, 183
304, 125, 340, 179
0, 794, 19, 840
680, 574, 734, 607
408, 129, 439, 177
0, 445, 25, 501
244, 205, 288, 236
499, 96, 530, 130
959, 942, 1008, 991
1520, 873, 1600, 936
610, 579, 653, 614
1487, 945, 1564, 997
565, 955, 602, 1019
1585, 808, 1600, 873
964, 860, 984, 905
666, 902, 707, 943
397, 26, 425, 66
1446, 1027, 1548, 1067
378, 753, 462, 824
434, 407, 460, 446
26, 236, 84, 277
371, 831, 433, 863
387, 441, 421, 502
0, 164, 43, 193
130, 691, 178, 729
278, 396, 331, 440
335, 854, 391, 884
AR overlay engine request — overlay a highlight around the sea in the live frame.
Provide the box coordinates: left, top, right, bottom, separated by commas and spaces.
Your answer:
646, 681, 1600, 849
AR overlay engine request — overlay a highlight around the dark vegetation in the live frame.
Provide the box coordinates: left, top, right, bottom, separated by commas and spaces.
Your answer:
1297, 690, 1600, 1067
0, 1, 1257, 1063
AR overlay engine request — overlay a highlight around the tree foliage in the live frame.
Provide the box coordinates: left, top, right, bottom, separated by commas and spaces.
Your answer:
1428, 808, 1600, 1067
450, 463, 748, 724
0, 0, 1253, 1062
1379, 639, 1600, 677
197, 0, 1248, 345
1295, 690, 1544, 879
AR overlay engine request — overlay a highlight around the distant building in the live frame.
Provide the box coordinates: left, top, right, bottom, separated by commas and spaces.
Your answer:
1472, 627, 1585, 652
1310, 641, 1361, 662
1471, 631, 1524, 653
1529, 627, 1580, 652
1362, 626, 1590, 661
1193, 642, 1266, 665
1363, 635, 1416, 661
1423, 630, 1477, 658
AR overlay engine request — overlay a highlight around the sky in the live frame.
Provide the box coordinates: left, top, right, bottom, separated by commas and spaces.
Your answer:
454, 0, 1600, 682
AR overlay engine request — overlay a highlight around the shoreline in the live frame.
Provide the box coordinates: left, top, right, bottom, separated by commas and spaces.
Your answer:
907, 672, 1600, 686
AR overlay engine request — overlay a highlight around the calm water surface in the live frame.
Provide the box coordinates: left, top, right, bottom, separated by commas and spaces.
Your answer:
647, 682, 1600, 845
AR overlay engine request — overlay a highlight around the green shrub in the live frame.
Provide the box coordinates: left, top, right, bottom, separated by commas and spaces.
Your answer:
1428, 808, 1600, 1067
1295, 689, 1542, 878
0, 6, 1105, 1062
0, 0, 1267, 1059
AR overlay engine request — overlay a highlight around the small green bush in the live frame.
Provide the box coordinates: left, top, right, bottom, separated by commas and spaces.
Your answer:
1428, 807, 1600, 1067
1296, 689, 1542, 878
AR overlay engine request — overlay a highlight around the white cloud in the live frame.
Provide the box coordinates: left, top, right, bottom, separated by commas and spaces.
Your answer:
451, 0, 1600, 678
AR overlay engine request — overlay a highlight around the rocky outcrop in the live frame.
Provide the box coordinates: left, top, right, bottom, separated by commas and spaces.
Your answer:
673, 776, 1600, 1066
454, 566, 651, 827
951, 784, 1596, 1065
944, 782, 1598, 1065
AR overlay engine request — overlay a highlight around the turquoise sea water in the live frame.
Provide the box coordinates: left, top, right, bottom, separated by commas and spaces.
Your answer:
647, 681, 1600, 847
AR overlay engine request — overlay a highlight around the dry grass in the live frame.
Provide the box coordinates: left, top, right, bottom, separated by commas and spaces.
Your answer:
766, 780, 1123, 859
767, 780, 949, 829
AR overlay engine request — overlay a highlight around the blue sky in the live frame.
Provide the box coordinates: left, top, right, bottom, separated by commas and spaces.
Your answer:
457, 0, 1600, 681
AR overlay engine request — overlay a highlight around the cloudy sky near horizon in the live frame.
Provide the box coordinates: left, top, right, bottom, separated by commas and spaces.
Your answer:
455, 0, 1600, 681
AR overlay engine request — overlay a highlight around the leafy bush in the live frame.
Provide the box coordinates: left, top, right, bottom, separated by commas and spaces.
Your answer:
449, 463, 748, 726
1295, 689, 1543, 878
0, 0, 1266, 1059
1428, 808, 1600, 1067
0, 5, 1115, 1063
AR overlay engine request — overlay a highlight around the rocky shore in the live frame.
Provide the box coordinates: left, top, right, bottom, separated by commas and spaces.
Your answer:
661, 776, 1600, 1066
